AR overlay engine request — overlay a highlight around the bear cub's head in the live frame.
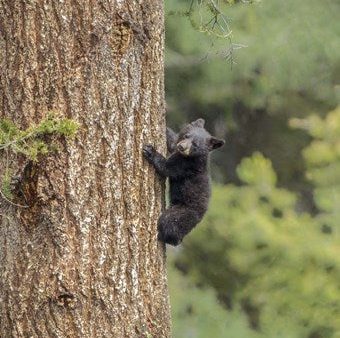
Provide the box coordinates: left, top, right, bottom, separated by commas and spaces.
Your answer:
176, 118, 225, 157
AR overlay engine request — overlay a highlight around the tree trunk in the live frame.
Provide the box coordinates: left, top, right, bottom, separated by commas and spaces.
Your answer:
0, 1, 171, 337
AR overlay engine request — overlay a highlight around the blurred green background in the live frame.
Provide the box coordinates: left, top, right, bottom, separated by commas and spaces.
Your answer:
164, 0, 340, 337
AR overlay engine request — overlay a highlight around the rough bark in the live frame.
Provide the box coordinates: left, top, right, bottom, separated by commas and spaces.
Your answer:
0, 1, 171, 337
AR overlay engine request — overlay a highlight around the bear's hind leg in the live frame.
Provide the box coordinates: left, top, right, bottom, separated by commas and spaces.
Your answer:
158, 205, 200, 246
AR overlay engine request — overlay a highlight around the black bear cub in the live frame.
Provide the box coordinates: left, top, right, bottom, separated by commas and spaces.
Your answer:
143, 118, 225, 246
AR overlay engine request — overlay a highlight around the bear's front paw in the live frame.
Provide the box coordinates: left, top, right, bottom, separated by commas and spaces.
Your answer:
143, 144, 155, 161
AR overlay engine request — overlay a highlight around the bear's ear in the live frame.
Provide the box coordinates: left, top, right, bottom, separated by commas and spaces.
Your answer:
190, 118, 205, 128
209, 137, 225, 150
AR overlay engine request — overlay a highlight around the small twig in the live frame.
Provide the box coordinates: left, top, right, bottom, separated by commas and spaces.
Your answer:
0, 189, 28, 208
0, 131, 35, 151
189, 0, 195, 13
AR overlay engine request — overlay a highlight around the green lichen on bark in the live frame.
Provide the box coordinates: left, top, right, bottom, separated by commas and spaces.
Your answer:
1, 168, 14, 200
0, 113, 78, 161
0, 113, 79, 201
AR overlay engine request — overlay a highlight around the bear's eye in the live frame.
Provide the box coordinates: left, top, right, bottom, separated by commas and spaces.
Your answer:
183, 134, 190, 139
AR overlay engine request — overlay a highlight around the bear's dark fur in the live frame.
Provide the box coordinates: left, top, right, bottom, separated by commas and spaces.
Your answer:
143, 118, 225, 246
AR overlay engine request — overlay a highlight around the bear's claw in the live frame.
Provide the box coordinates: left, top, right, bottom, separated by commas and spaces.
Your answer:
142, 144, 155, 160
